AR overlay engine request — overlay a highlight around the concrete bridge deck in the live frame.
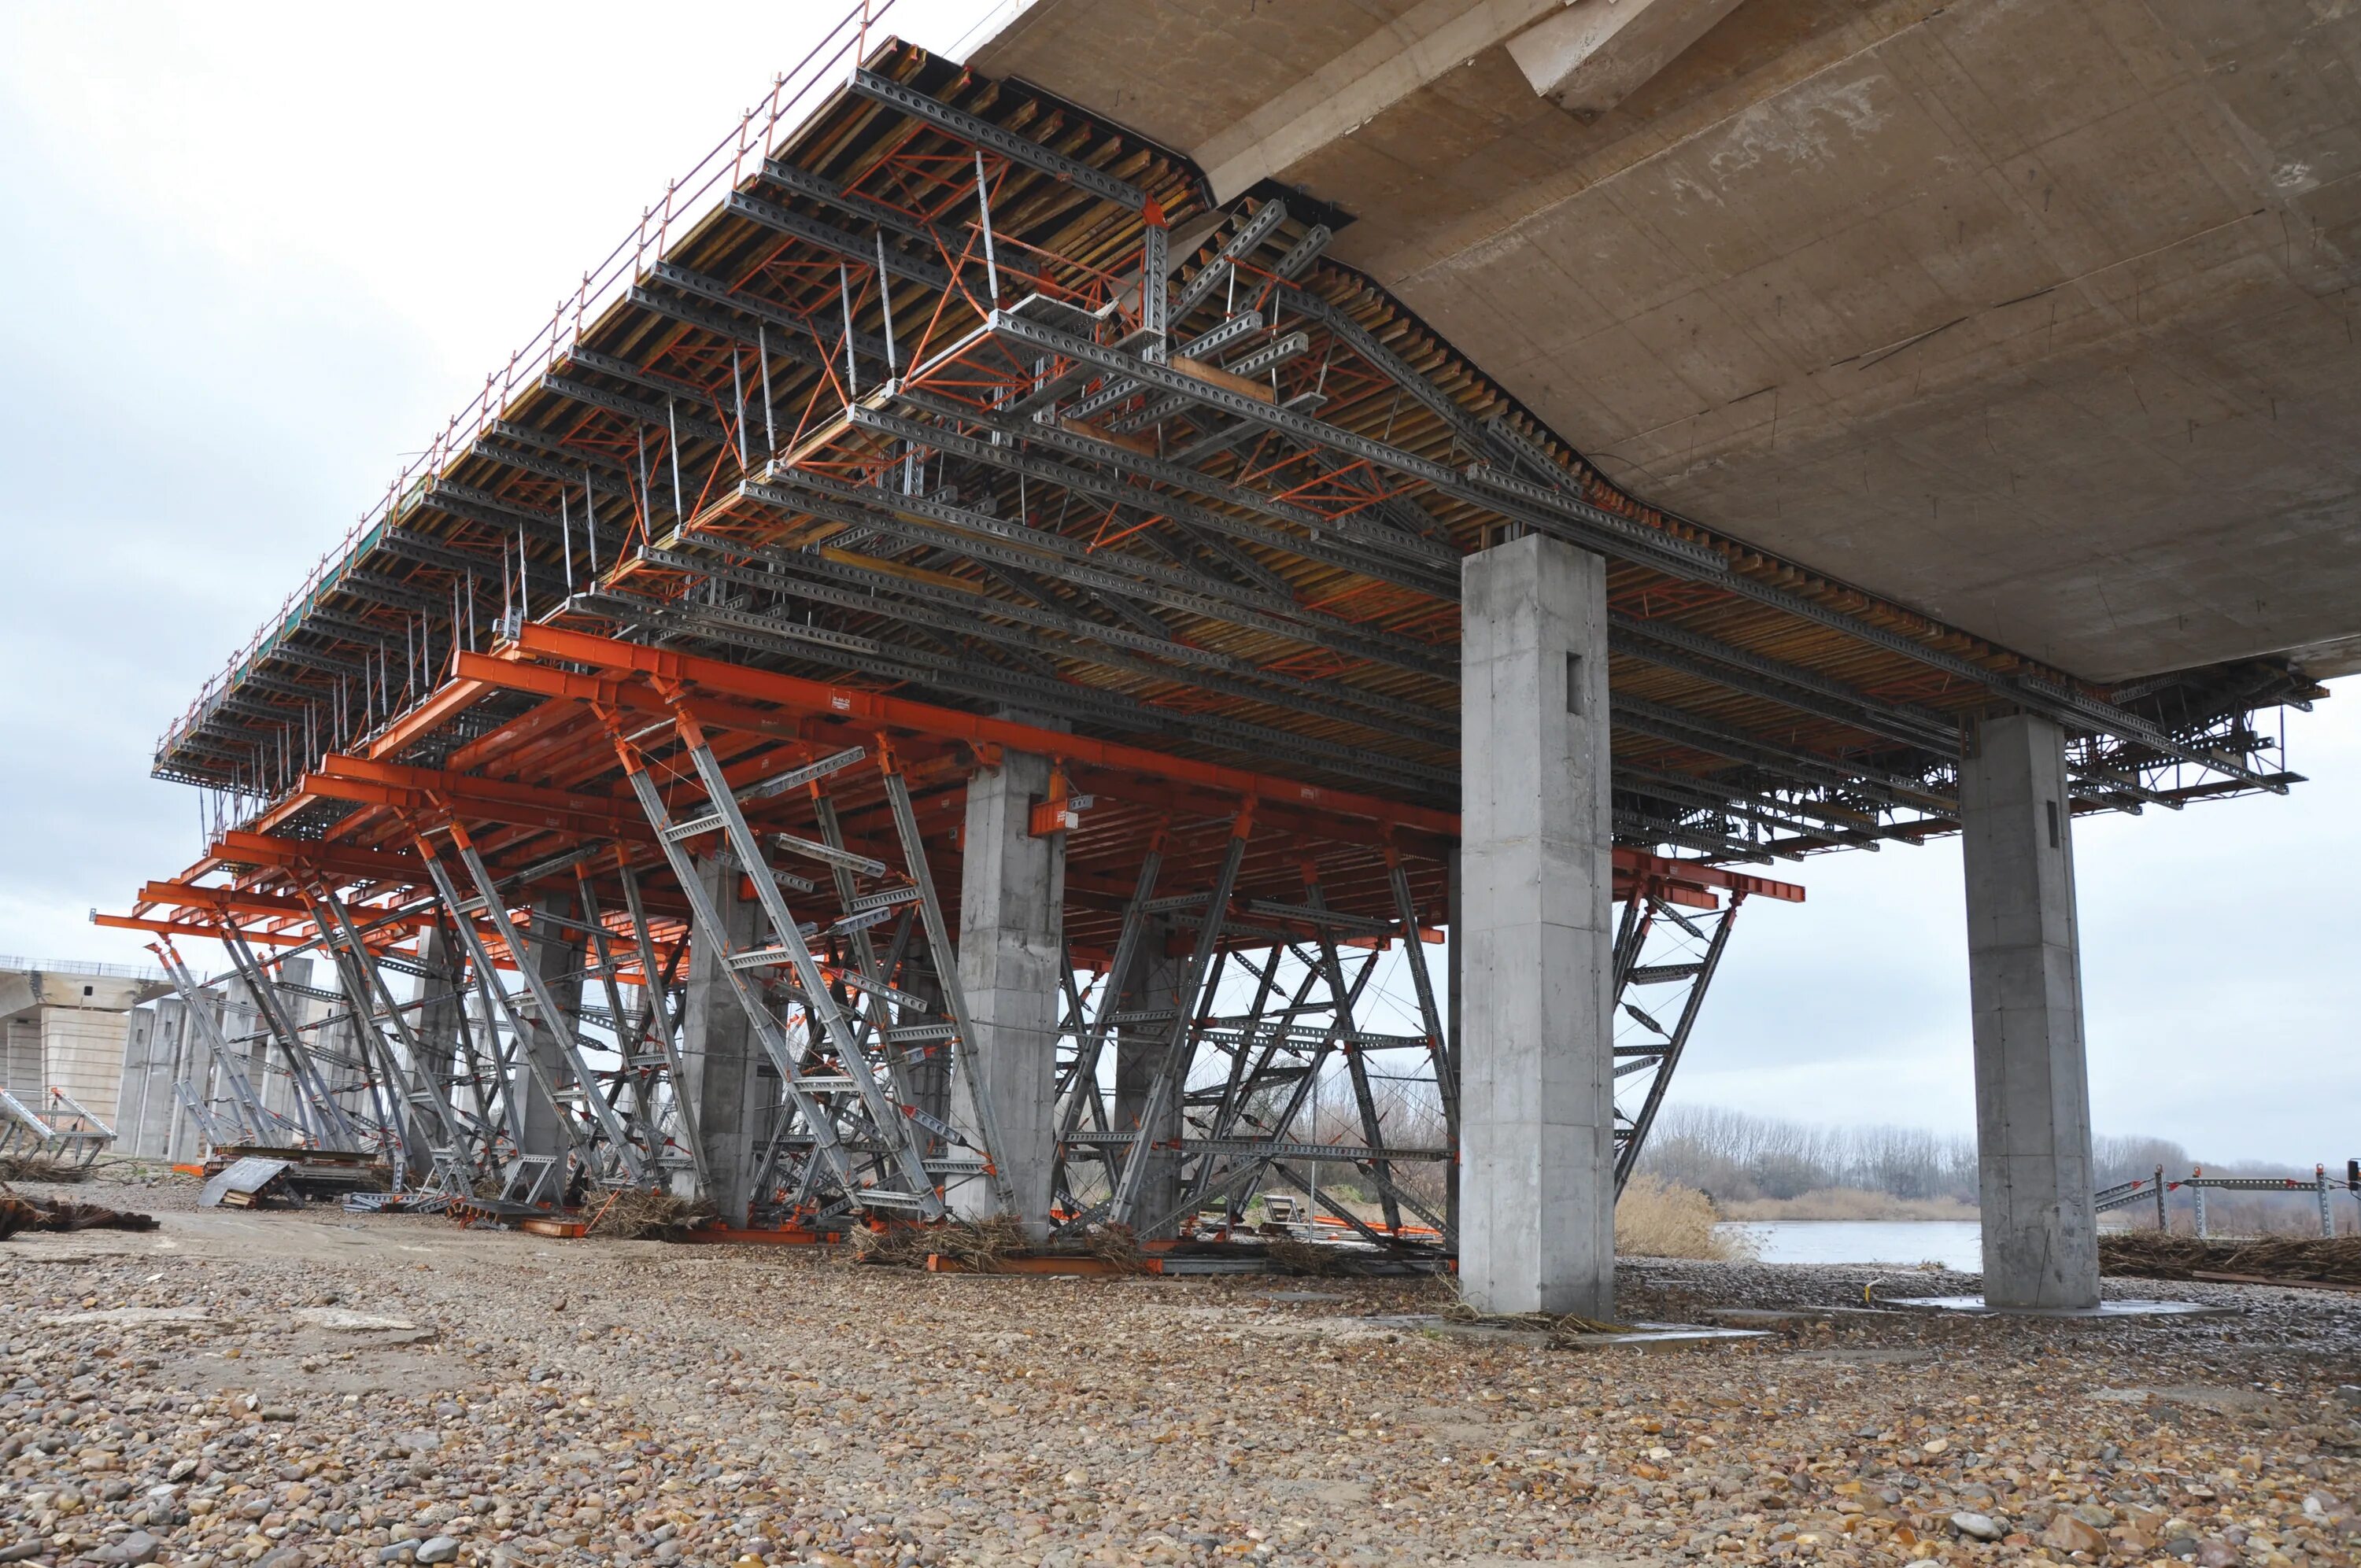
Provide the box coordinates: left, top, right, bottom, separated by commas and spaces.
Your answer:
977, 0, 2361, 684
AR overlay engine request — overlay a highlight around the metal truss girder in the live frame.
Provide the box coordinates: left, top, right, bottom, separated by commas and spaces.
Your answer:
257, 644, 368, 679
642, 598, 1455, 796
759, 157, 937, 242
653, 540, 1454, 746
648, 261, 892, 367
1612, 694, 1955, 810
870, 397, 1461, 601
563, 349, 730, 425
985, 312, 1727, 577
1611, 620, 1955, 754
1172, 199, 1291, 321
894, 391, 1460, 582
539, 374, 727, 447
1068, 311, 1266, 421
485, 419, 635, 478
335, 564, 449, 614
470, 438, 634, 496
626, 285, 819, 374
741, 464, 1454, 680
724, 190, 951, 289
1616, 762, 1916, 849
846, 68, 1146, 211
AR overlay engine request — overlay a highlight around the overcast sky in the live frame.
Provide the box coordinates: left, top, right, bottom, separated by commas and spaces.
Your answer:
2, 2, 2352, 1164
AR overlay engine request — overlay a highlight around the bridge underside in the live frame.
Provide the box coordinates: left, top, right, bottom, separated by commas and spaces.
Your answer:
122, 27, 2328, 1308
978, 0, 2361, 684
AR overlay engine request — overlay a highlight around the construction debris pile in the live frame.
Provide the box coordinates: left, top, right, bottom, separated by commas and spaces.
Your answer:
0, 1190, 158, 1238
2101, 1232, 2361, 1289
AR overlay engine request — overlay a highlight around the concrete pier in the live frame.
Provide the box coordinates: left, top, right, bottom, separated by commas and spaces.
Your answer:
1961, 712, 2101, 1310
1458, 533, 1616, 1317
1112, 916, 1184, 1234
679, 855, 766, 1223
955, 747, 1066, 1234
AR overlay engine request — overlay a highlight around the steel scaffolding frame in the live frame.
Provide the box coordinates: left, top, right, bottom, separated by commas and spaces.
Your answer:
113, 25, 2316, 1239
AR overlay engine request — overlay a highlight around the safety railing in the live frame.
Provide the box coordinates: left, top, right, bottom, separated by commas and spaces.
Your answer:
155, 0, 906, 766
2097, 1161, 2356, 1238
0, 955, 168, 983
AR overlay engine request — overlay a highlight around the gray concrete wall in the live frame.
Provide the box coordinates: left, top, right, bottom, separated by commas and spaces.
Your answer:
1112, 916, 1184, 1235
1961, 712, 2101, 1310
1458, 532, 1616, 1317
677, 855, 767, 1223
955, 747, 1066, 1234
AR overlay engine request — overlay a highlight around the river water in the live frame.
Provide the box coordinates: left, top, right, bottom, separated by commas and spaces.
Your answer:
1717, 1219, 1984, 1271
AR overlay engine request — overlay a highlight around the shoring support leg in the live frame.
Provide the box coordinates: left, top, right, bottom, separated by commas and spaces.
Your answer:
412, 834, 616, 1182
609, 720, 920, 1216
1961, 711, 2100, 1310
218, 922, 360, 1149
945, 747, 1065, 1234
1460, 532, 1615, 1319
310, 887, 469, 1182
1110, 913, 1184, 1236
419, 919, 503, 1161
1613, 893, 1743, 1194
1110, 805, 1252, 1229
1055, 840, 1166, 1190
616, 862, 709, 1197
153, 943, 272, 1144
1386, 855, 1455, 1239
1302, 869, 1402, 1234
676, 725, 940, 1212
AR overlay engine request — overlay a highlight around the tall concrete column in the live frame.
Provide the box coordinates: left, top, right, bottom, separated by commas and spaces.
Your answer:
1459, 532, 1616, 1317
1112, 917, 1184, 1234
515, 893, 583, 1166
678, 855, 767, 1223
1961, 712, 2100, 1309
955, 747, 1066, 1234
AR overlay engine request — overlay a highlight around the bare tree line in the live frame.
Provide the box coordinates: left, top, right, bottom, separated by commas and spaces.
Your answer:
1637, 1104, 2337, 1209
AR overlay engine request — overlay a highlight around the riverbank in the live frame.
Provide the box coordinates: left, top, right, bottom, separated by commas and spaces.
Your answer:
6, 1179, 2361, 1567
1716, 1188, 1981, 1223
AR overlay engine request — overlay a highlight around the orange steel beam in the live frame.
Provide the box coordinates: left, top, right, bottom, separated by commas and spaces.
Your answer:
502, 625, 1464, 838
216, 830, 425, 885
308, 754, 654, 842
1613, 847, 1804, 904
94, 913, 312, 947
364, 674, 494, 762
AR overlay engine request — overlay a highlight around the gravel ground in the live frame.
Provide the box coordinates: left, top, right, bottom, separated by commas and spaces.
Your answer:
3, 1178, 2358, 1568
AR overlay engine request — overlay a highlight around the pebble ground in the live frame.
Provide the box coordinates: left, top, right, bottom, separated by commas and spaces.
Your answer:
4, 1176, 2356, 1568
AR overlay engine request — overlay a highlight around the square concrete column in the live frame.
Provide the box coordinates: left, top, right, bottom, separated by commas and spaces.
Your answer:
1112, 916, 1184, 1235
677, 855, 767, 1223
1459, 532, 1616, 1318
1961, 712, 2100, 1309
955, 747, 1066, 1234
